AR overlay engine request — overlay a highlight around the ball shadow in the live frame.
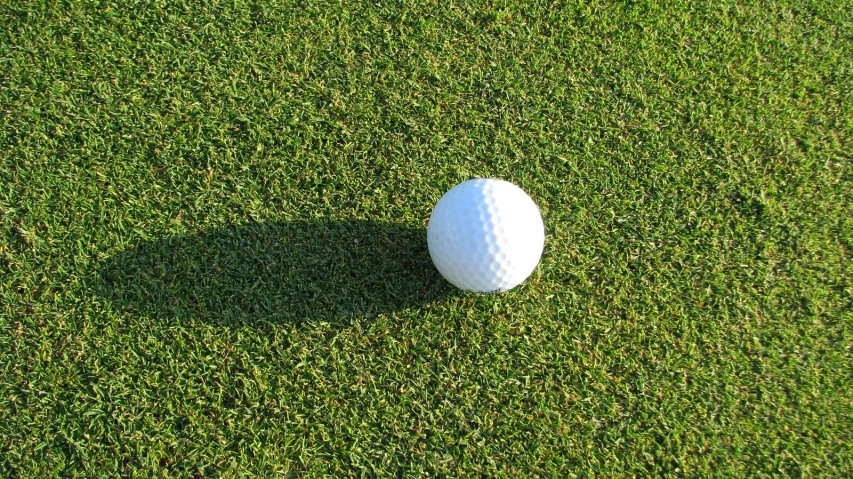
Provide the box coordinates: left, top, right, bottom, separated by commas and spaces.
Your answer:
94, 220, 454, 326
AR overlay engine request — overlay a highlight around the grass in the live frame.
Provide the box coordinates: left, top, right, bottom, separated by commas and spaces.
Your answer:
1, 0, 851, 476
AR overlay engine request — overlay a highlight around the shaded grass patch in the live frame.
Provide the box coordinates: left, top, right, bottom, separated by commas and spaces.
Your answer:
95, 220, 453, 325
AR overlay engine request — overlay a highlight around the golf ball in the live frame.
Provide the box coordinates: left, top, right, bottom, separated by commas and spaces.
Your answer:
427, 178, 545, 293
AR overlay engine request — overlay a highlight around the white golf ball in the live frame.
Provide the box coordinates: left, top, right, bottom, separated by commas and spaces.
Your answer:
427, 178, 545, 293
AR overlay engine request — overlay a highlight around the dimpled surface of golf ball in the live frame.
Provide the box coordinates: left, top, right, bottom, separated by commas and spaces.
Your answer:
427, 178, 545, 293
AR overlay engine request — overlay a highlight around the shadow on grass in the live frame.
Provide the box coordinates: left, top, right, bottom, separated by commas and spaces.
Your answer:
94, 220, 453, 326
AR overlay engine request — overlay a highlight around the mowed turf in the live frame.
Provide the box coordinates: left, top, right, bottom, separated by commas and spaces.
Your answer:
1, 0, 851, 476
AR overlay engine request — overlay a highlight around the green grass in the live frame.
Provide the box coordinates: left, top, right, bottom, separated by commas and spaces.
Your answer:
2, 0, 851, 476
